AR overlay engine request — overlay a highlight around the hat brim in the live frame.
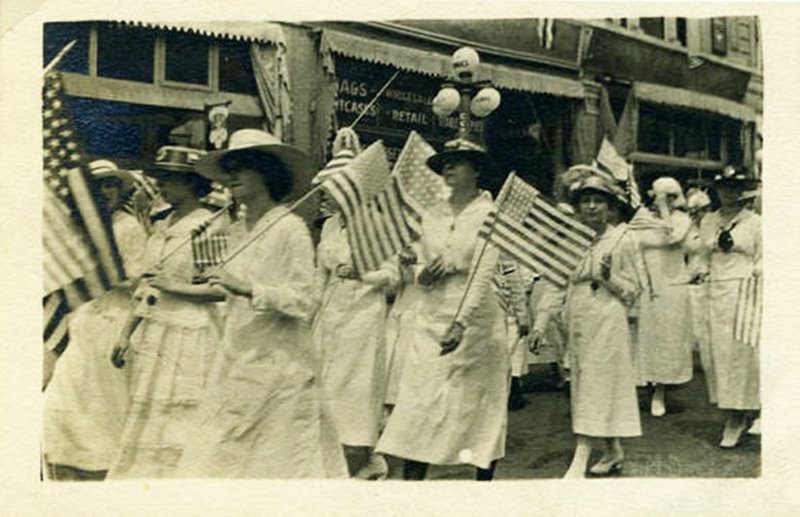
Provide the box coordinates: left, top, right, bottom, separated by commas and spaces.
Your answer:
427, 149, 494, 174
195, 144, 313, 200
92, 169, 136, 192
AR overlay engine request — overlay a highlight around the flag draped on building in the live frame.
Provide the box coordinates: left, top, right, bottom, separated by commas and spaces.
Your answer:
320, 139, 423, 275
478, 173, 596, 289
733, 275, 762, 348
43, 72, 126, 353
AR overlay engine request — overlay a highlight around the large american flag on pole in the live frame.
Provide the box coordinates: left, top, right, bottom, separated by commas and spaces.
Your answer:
733, 275, 762, 348
320, 139, 422, 275
478, 173, 596, 288
392, 130, 449, 218
43, 72, 125, 353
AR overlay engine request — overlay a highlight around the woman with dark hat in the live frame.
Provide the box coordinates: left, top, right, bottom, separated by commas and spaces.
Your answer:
44, 160, 147, 480
561, 164, 644, 478
108, 146, 227, 479
695, 166, 762, 447
376, 137, 508, 481
175, 129, 347, 478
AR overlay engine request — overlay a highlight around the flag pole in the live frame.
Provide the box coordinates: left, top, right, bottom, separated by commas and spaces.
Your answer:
442, 173, 516, 355
348, 70, 400, 129
217, 184, 323, 267
153, 201, 235, 269
44, 39, 77, 75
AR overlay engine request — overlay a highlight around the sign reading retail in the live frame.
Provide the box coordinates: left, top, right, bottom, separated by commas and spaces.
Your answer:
333, 58, 484, 162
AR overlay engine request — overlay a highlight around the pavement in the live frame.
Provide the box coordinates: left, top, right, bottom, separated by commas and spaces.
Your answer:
384, 356, 760, 480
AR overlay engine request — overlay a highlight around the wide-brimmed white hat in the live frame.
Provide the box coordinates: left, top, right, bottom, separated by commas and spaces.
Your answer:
89, 159, 136, 191
195, 129, 312, 198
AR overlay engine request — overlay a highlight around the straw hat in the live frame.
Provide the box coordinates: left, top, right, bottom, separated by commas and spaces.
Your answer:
145, 146, 207, 178
312, 128, 361, 186
563, 163, 627, 206
89, 159, 135, 191
195, 129, 312, 198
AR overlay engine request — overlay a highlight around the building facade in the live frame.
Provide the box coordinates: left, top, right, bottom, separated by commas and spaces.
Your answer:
44, 17, 762, 201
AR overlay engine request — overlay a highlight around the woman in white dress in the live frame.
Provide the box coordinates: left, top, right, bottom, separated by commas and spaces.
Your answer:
561, 165, 643, 478
44, 160, 147, 480
376, 138, 507, 481
695, 166, 761, 448
628, 177, 699, 416
108, 146, 226, 479
176, 129, 347, 478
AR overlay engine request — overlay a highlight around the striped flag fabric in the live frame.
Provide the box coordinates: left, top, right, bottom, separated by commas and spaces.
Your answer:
733, 276, 762, 348
43, 71, 126, 353
191, 209, 231, 273
321, 140, 422, 275
392, 130, 449, 216
478, 173, 596, 289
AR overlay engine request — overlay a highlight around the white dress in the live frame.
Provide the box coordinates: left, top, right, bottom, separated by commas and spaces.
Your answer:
376, 194, 508, 469
697, 209, 761, 410
108, 208, 224, 479
43, 210, 147, 471
566, 224, 643, 438
629, 207, 698, 385
384, 248, 424, 406
312, 215, 396, 447
177, 207, 347, 478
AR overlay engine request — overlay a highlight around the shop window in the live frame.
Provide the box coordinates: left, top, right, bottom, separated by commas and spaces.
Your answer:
640, 18, 665, 39
44, 22, 90, 73
164, 31, 210, 86
676, 18, 687, 47
219, 40, 258, 95
97, 24, 155, 83
638, 105, 670, 155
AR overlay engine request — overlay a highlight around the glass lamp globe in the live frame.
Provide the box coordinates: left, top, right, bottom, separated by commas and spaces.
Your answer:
432, 87, 461, 117
470, 87, 501, 117
451, 47, 480, 81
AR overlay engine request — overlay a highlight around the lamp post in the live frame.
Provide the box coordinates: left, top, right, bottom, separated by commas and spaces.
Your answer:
432, 47, 502, 140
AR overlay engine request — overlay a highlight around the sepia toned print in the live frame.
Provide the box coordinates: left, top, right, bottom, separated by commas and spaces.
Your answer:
41, 17, 761, 481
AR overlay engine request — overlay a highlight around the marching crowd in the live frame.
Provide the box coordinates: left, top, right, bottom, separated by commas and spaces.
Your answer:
42, 126, 762, 481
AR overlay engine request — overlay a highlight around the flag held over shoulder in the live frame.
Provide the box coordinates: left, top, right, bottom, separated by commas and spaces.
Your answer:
733, 275, 762, 348
321, 139, 423, 275
478, 173, 596, 289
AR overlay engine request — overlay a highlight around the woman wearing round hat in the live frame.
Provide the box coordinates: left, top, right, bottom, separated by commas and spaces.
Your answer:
43, 160, 148, 480
310, 128, 397, 480
695, 166, 761, 447
561, 164, 644, 477
628, 177, 699, 417
376, 137, 508, 481
174, 129, 347, 478
108, 146, 227, 479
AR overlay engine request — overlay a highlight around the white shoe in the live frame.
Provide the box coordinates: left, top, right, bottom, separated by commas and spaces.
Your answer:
747, 418, 761, 436
354, 454, 389, 480
651, 395, 666, 417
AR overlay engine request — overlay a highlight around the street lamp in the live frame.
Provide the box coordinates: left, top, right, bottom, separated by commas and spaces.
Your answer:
432, 47, 501, 139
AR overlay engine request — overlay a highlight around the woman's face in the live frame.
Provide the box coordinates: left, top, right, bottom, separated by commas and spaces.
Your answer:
155, 174, 195, 206
98, 178, 122, 210
441, 159, 478, 191
227, 167, 268, 203
577, 191, 610, 227
716, 183, 742, 208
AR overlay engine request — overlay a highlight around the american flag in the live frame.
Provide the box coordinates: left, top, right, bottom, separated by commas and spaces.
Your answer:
393, 131, 448, 217
321, 140, 422, 275
733, 276, 762, 348
478, 173, 596, 289
191, 208, 231, 273
43, 72, 125, 353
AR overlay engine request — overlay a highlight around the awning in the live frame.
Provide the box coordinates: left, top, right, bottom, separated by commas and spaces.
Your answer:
320, 29, 585, 99
121, 21, 286, 46
634, 81, 756, 122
